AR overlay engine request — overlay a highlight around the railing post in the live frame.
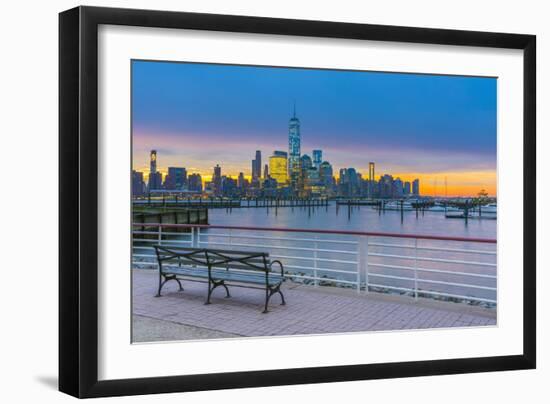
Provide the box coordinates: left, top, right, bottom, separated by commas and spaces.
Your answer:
313, 236, 318, 287
157, 225, 163, 272
414, 238, 418, 300
358, 236, 368, 293
190, 226, 195, 247
196, 227, 201, 247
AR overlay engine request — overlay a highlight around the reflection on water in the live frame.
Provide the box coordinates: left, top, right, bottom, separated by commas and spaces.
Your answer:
209, 202, 496, 239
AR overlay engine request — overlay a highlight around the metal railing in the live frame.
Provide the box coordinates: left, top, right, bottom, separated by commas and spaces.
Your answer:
132, 223, 497, 306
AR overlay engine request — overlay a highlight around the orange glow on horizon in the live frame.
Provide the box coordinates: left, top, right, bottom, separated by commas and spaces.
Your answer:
390, 171, 496, 197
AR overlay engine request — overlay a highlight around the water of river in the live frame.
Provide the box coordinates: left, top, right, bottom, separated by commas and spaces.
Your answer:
209, 202, 496, 239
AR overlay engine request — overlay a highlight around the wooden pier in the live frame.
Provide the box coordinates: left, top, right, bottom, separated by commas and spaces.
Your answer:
133, 196, 330, 209
132, 207, 208, 238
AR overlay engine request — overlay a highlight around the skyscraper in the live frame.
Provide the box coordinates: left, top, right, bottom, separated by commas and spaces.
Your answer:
132, 170, 145, 196
288, 105, 301, 191
252, 150, 262, 182
213, 164, 222, 196
379, 174, 394, 198
312, 150, 322, 169
238, 172, 246, 190
187, 174, 203, 193
319, 161, 333, 188
368, 162, 375, 182
393, 178, 404, 198
147, 150, 162, 191
164, 167, 187, 190
269, 151, 288, 187
264, 163, 269, 179
412, 179, 420, 195
150, 150, 157, 174
300, 154, 312, 171
404, 181, 411, 195
368, 162, 376, 198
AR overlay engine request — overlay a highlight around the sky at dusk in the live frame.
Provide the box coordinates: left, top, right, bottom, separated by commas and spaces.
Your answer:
132, 60, 497, 197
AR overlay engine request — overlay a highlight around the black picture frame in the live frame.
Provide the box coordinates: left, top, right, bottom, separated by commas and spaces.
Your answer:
59, 5, 536, 398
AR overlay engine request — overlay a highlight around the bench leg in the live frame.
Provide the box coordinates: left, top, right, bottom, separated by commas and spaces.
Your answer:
263, 285, 285, 313
155, 274, 164, 297
205, 280, 230, 304
263, 288, 270, 314
278, 289, 286, 305
205, 280, 212, 305
222, 282, 231, 298
155, 276, 183, 297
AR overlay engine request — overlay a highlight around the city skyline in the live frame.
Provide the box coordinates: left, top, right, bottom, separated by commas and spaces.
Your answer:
132, 60, 497, 197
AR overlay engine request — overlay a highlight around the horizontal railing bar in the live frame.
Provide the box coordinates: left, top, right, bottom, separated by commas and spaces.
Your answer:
156, 232, 193, 237
270, 254, 358, 265
416, 278, 497, 291
132, 231, 192, 237
132, 264, 157, 268
414, 290, 497, 304
285, 274, 358, 285
416, 267, 496, 279
133, 223, 496, 244
367, 242, 496, 255
283, 264, 357, 275
367, 273, 415, 282
198, 240, 357, 255
201, 233, 358, 245
368, 252, 497, 267
369, 263, 497, 279
133, 239, 191, 244
367, 283, 415, 293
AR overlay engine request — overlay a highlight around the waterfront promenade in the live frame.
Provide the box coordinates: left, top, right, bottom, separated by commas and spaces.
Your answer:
132, 269, 496, 342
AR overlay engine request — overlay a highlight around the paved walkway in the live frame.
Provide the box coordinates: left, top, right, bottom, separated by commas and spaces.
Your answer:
132, 270, 496, 342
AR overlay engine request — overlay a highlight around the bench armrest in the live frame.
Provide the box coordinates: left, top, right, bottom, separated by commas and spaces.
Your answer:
269, 259, 284, 277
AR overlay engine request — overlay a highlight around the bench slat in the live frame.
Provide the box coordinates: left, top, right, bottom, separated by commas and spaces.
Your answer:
162, 266, 283, 285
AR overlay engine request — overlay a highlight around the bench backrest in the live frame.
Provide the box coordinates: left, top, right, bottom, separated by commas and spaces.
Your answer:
206, 249, 269, 272
154, 246, 209, 269
153, 246, 270, 273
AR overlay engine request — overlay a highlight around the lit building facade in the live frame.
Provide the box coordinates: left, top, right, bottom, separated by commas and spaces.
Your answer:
269, 152, 288, 187
369, 162, 375, 182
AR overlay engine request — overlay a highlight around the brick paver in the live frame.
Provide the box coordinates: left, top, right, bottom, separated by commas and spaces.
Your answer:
132, 270, 496, 340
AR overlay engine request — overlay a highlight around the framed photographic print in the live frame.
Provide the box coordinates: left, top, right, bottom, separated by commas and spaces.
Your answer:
59, 6, 536, 398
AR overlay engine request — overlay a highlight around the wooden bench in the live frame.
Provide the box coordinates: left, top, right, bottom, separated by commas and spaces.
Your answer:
153, 246, 286, 313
